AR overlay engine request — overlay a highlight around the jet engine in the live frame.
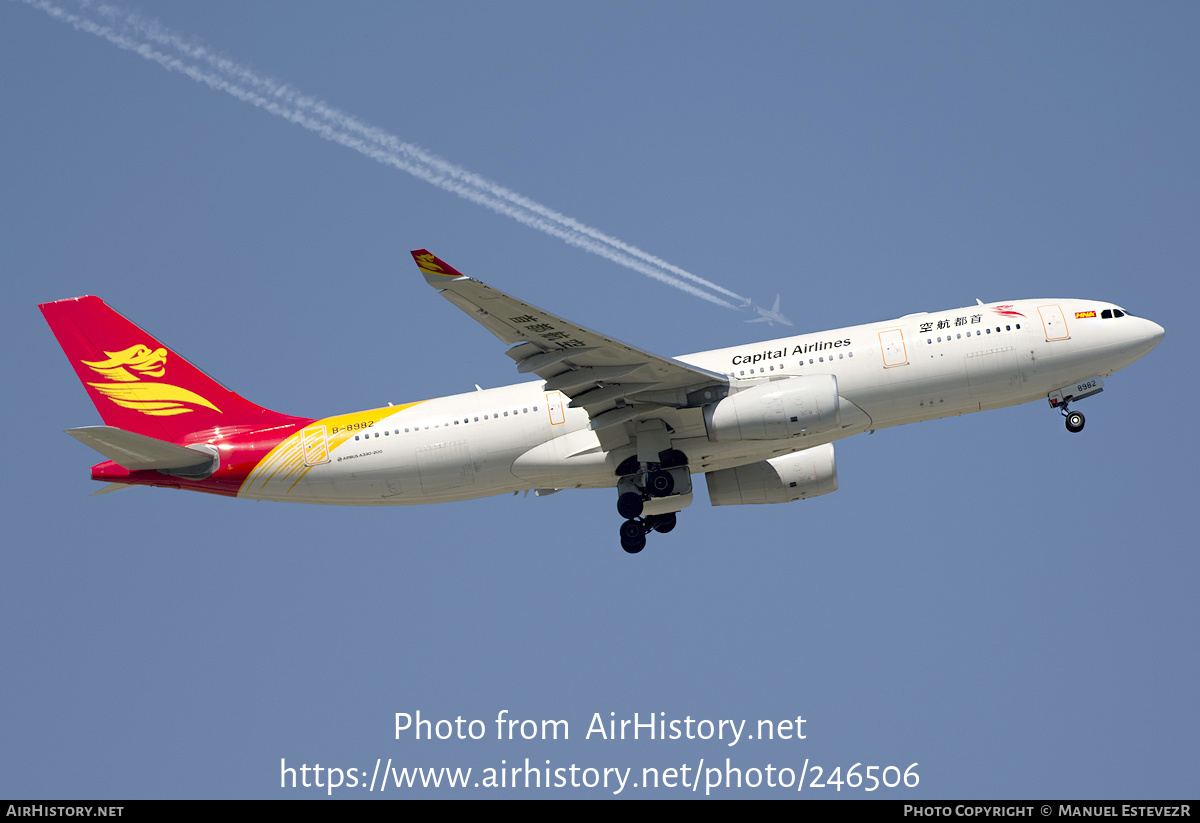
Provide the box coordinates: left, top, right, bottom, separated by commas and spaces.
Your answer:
703, 375, 840, 441
705, 444, 837, 505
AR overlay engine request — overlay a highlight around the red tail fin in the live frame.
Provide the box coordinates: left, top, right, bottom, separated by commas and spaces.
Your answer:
41, 296, 305, 442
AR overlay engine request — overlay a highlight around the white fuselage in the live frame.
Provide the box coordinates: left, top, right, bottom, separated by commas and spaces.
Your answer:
240, 299, 1163, 505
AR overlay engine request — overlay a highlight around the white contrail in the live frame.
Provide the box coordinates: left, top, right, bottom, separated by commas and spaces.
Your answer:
87, 2, 751, 306
23, 0, 752, 310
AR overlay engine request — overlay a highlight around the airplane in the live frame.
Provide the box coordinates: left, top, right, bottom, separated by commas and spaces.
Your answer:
41, 250, 1164, 553
745, 294, 793, 326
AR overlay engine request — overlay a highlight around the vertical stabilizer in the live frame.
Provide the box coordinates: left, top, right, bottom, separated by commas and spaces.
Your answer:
40, 296, 305, 442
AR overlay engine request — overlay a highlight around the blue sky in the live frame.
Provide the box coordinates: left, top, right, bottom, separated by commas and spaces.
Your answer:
2, 0, 1196, 798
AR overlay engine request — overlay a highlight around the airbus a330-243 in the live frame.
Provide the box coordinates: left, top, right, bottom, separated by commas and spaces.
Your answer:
42, 250, 1164, 553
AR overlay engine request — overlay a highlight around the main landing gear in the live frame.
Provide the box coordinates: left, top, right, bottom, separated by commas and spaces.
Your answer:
615, 450, 689, 554
618, 512, 677, 554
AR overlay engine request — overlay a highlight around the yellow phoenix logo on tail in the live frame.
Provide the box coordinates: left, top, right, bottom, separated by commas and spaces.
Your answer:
82, 344, 168, 381
81, 344, 220, 416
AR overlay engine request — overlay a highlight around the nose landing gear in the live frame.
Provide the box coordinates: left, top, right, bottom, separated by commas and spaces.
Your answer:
1048, 377, 1103, 434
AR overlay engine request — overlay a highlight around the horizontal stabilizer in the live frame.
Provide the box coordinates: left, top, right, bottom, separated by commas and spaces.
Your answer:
91, 483, 135, 496
65, 426, 215, 473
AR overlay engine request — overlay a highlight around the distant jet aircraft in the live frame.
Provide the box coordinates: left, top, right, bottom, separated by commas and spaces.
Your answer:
42, 250, 1164, 553
745, 294, 792, 326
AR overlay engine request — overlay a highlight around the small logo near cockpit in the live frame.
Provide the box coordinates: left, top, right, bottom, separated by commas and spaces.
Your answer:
991, 304, 1027, 319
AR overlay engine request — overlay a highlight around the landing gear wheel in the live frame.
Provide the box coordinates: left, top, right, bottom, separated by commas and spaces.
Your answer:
619, 520, 646, 554
646, 512, 677, 534
1065, 410, 1085, 433
647, 469, 675, 497
617, 492, 644, 520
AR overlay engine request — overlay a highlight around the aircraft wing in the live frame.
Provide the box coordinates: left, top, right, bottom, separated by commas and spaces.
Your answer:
411, 250, 728, 435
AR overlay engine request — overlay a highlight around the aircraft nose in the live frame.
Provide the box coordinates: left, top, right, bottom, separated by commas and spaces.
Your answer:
1134, 317, 1165, 357
1145, 319, 1165, 348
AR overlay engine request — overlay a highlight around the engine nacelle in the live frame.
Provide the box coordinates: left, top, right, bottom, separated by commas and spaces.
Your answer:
703, 375, 840, 441
705, 444, 837, 505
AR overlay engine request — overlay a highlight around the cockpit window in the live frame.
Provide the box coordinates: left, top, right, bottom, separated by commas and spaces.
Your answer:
1101, 309, 1112, 319
1114, 309, 1125, 318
